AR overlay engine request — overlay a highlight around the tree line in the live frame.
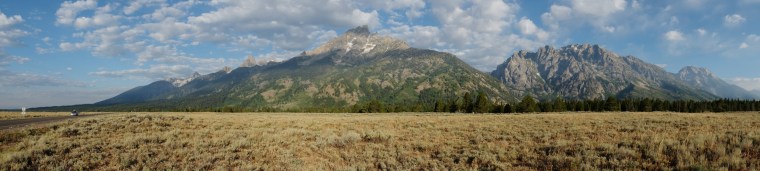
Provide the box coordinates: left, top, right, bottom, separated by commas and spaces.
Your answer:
37, 91, 760, 113
353, 92, 760, 113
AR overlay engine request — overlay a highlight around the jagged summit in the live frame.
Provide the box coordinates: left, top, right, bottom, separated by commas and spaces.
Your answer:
304, 25, 409, 57
241, 55, 257, 67
346, 25, 370, 35
678, 66, 716, 78
677, 66, 758, 99
492, 44, 716, 100
168, 71, 202, 87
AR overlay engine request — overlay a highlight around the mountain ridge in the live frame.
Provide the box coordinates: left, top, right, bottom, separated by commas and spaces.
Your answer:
676, 66, 758, 99
94, 26, 514, 111
491, 44, 718, 100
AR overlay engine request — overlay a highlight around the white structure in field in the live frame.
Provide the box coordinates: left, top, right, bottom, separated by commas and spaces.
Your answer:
21, 107, 26, 115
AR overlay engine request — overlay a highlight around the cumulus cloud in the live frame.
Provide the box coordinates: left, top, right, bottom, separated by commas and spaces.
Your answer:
570, 0, 627, 17
381, 25, 443, 48
724, 14, 746, 27
0, 11, 24, 29
0, 11, 28, 47
517, 18, 549, 41
727, 78, 760, 91
72, 4, 121, 29
0, 53, 29, 65
362, 0, 426, 20
664, 30, 685, 41
740, 42, 749, 49
422, 0, 552, 70
541, 0, 627, 33
90, 64, 193, 80
123, 0, 166, 15
55, 0, 98, 25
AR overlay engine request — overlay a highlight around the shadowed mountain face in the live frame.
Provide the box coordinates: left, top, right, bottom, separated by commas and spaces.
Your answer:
491, 44, 717, 100
677, 66, 758, 99
752, 90, 760, 97
96, 26, 514, 110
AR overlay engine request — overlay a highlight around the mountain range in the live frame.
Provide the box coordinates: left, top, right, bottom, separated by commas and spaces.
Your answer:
52, 26, 755, 111
93, 26, 513, 111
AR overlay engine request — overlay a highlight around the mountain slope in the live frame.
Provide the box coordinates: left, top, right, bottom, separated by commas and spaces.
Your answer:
96, 26, 514, 111
491, 44, 717, 100
96, 81, 176, 105
677, 66, 758, 99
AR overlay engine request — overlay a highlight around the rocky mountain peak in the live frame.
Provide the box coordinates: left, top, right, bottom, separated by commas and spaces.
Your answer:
678, 66, 716, 78
168, 71, 202, 87
492, 44, 717, 100
676, 66, 758, 99
241, 55, 257, 67
345, 25, 370, 36
304, 25, 409, 57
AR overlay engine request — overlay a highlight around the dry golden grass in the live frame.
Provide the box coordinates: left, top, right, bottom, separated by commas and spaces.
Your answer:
0, 112, 72, 120
1, 112, 759, 170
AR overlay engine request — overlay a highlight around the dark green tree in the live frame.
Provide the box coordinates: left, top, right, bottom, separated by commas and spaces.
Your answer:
462, 92, 474, 113
503, 104, 514, 113
517, 95, 538, 113
434, 100, 446, 112
474, 91, 490, 113
605, 96, 620, 111
553, 97, 566, 112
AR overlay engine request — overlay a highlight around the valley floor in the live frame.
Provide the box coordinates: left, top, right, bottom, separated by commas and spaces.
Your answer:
1, 112, 759, 170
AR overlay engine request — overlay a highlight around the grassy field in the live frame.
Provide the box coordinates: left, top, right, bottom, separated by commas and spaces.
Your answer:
1, 112, 759, 170
0, 112, 72, 120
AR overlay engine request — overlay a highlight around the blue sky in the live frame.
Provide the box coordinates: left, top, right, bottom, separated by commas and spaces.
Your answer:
0, 0, 759, 108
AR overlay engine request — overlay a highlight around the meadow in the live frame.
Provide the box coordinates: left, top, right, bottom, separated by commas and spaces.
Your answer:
0, 112, 71, 120
1, 112, 759, 170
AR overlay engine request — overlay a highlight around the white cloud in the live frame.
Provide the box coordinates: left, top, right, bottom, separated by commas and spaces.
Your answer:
0, 70, 82, 87
696, 28, 707, 36
0, 11, 24, 29
90, 64, 193, 81
362, 0, 426, 20
381, 25, 443, 48
727, 78, 760, 91
0, 52, 29, 66
664, 30, 685, 41
73, 4, 121, 29
124, 0, 166, 15
631, 0, 641, 9
740, 42, 749, 49
422, 0, 553, 70
0, 11, 28, 47
749, 34, 760, 41
541, 0, 626, 33
55, 0, 98, 25
655, 64, 667, 68
724, 14, 746, 27
570, 0, 627, 17
518, 18, 549, 41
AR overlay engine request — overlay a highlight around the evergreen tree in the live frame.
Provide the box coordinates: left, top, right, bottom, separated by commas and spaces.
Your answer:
463, 92, 474, 113
517, 95, 538, 113
434, 100, 445, 112
605, 96, 620, 111
503, 104, 513, 113
553, 97, 566, 112
474, 92, 490, 113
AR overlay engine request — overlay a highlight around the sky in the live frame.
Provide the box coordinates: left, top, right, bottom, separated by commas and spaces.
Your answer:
0, 0, 759, 108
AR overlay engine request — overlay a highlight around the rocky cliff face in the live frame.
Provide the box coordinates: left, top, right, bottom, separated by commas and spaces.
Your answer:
491, 44, 717, 100
677, 66, 758, 99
